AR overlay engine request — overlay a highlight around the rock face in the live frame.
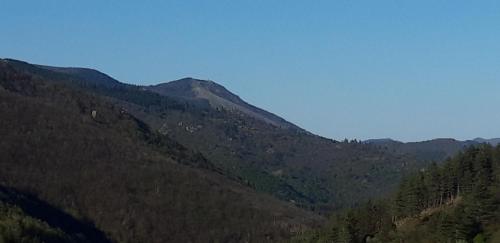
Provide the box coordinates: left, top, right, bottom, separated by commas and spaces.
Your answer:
147, 78, 303, 130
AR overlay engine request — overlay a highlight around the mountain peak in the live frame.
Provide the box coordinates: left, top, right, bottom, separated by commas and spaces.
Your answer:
164, 77, 227, 94
176, 77, 214, 83
147, 77, 302, 130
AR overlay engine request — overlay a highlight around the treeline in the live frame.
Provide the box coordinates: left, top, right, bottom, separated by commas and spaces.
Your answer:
395, 145, 499, 219
295, 144, 500, 242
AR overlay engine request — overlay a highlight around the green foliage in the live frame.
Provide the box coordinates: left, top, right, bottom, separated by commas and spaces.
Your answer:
299, 145, 500, 242
0, 201, 74, 243
474, 233, 486, 243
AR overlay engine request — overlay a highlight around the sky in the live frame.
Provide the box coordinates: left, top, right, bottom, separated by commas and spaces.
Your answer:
1, 0, 500, 142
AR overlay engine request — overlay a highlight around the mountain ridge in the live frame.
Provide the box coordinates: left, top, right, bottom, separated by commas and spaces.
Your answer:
364, 138, 480, 162
22, 57, 499, 144
1, 58, 420, 210
474, 137, 500, 146
35, 64, 122, 89
365, 137, 500, 145
3, 58, 492, 211
0, 60, 323, 242
11, 57, 304, 132
147, 77, 303, 130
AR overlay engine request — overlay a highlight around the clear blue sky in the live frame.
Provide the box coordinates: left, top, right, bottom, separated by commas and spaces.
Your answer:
2, 1, 500, 142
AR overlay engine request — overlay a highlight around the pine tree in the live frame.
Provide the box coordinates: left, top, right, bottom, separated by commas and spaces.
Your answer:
425, 162, 441, 207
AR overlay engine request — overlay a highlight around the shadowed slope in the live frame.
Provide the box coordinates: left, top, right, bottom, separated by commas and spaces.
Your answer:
0, 60, 323, 242
0, 186, 111, 243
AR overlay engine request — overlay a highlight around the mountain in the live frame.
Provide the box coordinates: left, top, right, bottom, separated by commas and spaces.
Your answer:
3, 59, 461, 212
4, 57, 493, 242
18, 60, 434, 210
365, 138, 478, 162
474, 137, 500, 146
3, 60, 414, 211
0, 59, 322, 242
147, 77, 302, 130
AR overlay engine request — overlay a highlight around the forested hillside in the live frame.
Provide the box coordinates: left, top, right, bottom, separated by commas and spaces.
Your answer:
3, 59, 442, 211
3, 58, 493, 242
0, 59, 322, 242
296, 144, 500, 242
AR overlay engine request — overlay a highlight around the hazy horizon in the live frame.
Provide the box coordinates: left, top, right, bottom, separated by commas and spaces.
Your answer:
2, 1, 500, 141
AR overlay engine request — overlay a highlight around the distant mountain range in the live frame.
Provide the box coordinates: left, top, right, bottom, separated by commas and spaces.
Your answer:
365, 137, 500, 146
1, 58, 496, 242
473, 137, 500, 146
364, 138, 499, 161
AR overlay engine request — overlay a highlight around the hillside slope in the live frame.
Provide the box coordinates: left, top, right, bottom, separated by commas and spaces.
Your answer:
0, 59, 322, 242
297, 144, 500, 243
16, 59, 433, 211
6, 60, 480, 212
